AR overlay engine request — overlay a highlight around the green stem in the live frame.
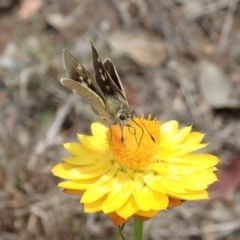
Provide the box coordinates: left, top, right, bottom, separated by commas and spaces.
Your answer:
118, 224, 126, 240
133, 218, 143, 240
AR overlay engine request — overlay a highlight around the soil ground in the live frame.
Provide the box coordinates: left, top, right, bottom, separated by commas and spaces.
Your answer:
1, 1, 240, 239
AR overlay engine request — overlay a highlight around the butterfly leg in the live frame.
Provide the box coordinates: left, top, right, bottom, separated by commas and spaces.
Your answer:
128, 118, 145, 146
126, 124, 140, 146
138, 118, 155, 142
109, 124, 113, 142
119, 124, 126, 149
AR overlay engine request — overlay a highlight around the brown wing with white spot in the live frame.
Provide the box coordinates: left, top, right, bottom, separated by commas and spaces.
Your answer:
62, 49, 106, 102
103, 58, 126, 98
61, 49, 108, 117
91, 43, 125, 98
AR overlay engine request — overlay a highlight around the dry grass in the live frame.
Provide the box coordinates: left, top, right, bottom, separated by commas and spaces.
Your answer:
1, 0, 240, 239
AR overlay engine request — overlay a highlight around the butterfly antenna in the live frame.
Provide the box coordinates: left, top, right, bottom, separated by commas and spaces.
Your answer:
126, 124, 140, 146
139, 118, 155, 142
131, 118, 144, 145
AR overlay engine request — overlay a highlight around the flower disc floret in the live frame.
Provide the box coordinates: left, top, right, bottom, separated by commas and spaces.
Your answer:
108, 116, 160, 170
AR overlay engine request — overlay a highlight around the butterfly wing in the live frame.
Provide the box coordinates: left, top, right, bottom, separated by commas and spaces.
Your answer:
62, 49, 106, 101
60, 78, 106, 117
61, 50, 107, 118
103, 58, 126, 98
91, 43, 125, 99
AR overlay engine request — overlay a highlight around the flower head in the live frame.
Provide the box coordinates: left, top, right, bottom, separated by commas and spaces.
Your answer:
52, 116, 219, 226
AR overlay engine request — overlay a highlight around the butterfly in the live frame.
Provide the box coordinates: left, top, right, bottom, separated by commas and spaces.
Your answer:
61, 43, 136, 143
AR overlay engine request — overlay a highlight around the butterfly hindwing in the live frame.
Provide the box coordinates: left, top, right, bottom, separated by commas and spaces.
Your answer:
61, 78, 106, 116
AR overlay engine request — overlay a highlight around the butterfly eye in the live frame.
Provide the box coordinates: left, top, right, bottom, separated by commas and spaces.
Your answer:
119, 114, 127, 121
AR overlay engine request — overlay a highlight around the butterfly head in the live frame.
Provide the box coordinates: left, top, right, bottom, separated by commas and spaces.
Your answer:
117, 105, 136, 126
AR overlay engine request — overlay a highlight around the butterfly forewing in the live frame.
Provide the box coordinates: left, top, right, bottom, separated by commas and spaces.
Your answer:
91, 43, 124, 98
62, 49, 106, 102
61, 50, 108, 118
103, 58, 126, 98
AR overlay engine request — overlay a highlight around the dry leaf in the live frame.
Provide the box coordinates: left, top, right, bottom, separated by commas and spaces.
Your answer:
109, 30, 168, 67
18, 0, 43, 20
197, 60, 238, 108
209, 159, 240, 199
46, 13, 66, 30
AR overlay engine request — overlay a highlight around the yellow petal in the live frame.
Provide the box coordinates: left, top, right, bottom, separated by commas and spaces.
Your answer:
58, 177, 99, 190
172, 144, 208, 156
63, 143, 93, 156
169, 190, 209, 200
134, 186, 168, 211
52, 163, 74, 177
161, 121, 179, 133
161, 177, 187, 194
151, 163, 169, 174
91, 122, 108, 140
68, 153, 111, 173
84, 195, 106, 212
62, 151, 109, 165
181, 171, 218, 191
182, 154, 219, 167
81, 181, 109, 203
183, 132, 205, 145
144, 172, 167, 193
103, 172, 134, 213
52, 161, 111, 180
170, 126, 193, 144
116, 195, 139, 219
135, 209, 158, 218
81, 165, 119, 203
77, 134, 107, 151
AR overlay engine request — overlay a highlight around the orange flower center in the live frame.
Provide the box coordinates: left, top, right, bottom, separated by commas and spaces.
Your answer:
107, 116, 160, 170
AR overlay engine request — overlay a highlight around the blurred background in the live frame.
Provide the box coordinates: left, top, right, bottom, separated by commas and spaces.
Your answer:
1, 0, 240, 239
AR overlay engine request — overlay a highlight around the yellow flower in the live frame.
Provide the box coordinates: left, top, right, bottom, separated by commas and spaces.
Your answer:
52, 116, 219, 226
